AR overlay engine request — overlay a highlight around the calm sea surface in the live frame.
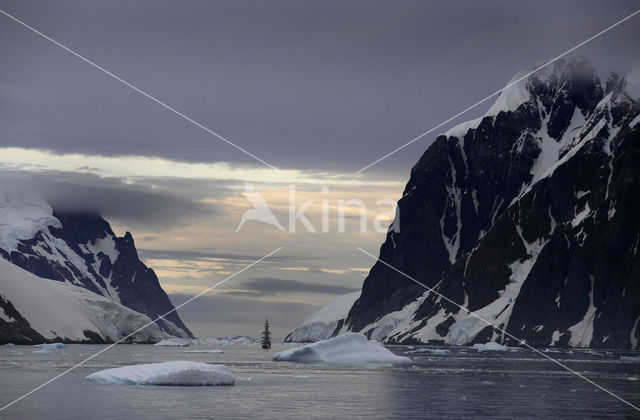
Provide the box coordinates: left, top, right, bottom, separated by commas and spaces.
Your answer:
0, 343, 639, 419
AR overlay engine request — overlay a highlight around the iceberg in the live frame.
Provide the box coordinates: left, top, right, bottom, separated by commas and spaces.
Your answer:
183, 349, 224, 354
272, 333, 411, 364
406, 348, 450, 355
472, 342, 509, 351
198, 336, 255, 346
86, 361, 235, 386
153, 338, 192, 347
33, 343, 68, 349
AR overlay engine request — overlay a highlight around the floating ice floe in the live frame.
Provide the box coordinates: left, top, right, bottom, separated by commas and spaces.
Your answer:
183, 349, 224, 354
406, 348, 451, 355
153, 339, 191, 347
272, 333, 411, 364
32, 349, 51, 354
33, 343, 68, 349
198, 336, 256, 346
472, 342, 509, 351
86, 361, 235, 386
620, 356, 640, 361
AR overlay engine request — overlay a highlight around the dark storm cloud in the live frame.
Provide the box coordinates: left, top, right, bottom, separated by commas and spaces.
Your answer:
0, 170, 216, 227
1, 0, 638, 173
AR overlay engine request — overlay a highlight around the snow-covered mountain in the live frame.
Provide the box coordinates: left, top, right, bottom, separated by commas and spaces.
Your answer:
292, 56, 640, 349
0, 258, 170, 343
0, 192, 192, 343
284, 292, 360, 342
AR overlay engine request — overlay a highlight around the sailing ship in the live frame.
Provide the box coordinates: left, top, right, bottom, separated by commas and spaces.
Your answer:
261, 319, 272, 349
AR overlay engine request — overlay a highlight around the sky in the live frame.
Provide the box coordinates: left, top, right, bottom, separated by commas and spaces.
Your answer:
0, 0, 639, 338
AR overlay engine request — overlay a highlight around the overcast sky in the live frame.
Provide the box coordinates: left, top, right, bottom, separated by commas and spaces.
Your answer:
1, 0, 639, 338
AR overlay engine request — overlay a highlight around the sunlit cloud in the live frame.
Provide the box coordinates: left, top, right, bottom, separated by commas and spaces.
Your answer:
0, 147, 403, 187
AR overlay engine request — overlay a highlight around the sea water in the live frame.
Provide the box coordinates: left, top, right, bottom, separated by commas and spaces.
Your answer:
0, 343, 638, 419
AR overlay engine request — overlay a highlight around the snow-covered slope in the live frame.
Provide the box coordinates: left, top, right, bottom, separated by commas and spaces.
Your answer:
325, 56, 640, 349
0, 192, 192, 339
0, 258, 169, 343
284, 292, 360, 342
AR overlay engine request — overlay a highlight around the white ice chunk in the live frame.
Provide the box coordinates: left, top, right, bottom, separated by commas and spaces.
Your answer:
183, 349, 224, 354
406, 348, 450, 355
272, 333, 411, 364
32, 343, 68, 349
86, 361, 235, 386
472, 342, 509, 351
197, 336, 256, 346
153, 338, 192, 347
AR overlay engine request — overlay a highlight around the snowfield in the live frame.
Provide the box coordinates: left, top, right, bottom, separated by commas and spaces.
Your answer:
86, 361, 235, 386
285, 292, 360, 342
273, 333, 411, 364
0, 192, 60, 253
0, 258, 168, 343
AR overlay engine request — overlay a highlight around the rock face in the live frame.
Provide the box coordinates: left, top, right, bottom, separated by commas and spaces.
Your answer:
0, 194, 192, 341
0, 258, 171, 344
339, 56, 640, 349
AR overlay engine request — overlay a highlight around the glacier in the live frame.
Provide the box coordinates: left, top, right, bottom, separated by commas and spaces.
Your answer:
284, 292, 360, 342
0, 258, 169, 343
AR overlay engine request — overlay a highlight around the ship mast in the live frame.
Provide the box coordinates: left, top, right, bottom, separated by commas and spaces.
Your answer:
261, 318, 272, 349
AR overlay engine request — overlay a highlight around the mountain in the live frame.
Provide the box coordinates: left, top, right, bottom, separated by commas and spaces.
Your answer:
0, 192, 192, 342
284, 292, 360, 342
294, 56, 640, 348
0, 258, 171, 344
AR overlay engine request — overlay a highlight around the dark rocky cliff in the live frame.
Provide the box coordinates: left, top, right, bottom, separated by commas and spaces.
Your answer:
341, 57, 640, 349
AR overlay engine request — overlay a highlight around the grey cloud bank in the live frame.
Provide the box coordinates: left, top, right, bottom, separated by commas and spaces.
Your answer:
1, 0, 638, 173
